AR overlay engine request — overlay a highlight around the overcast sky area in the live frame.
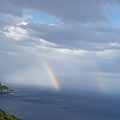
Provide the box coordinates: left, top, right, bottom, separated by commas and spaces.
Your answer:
1, 0, 120, 95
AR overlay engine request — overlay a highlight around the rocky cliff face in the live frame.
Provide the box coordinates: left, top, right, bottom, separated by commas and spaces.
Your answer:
0, 82, 13, 93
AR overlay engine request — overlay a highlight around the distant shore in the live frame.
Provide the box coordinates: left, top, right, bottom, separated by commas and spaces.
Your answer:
0, 82, 13, 93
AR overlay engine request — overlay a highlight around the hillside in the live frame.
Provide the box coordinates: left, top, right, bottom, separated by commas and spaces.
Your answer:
0, 109, 21, 120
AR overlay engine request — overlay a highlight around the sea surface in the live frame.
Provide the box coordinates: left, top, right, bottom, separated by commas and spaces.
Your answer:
0, 85, 120, 120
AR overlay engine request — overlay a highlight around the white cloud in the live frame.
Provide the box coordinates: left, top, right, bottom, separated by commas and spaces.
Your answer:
96, 49, 119, 60
3, 26, 28, 40
109, 42, 120, 47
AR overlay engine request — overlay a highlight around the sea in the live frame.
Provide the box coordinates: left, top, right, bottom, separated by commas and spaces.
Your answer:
0, 85, 120, 120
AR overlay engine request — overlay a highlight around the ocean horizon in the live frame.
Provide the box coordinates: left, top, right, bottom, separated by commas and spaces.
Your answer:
0, 84, 120, 120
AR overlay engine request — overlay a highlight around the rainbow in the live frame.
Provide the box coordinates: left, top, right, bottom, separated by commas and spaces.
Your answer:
42, 61, 60, 91
90, 60, 108, 94
93, 72, 106, 94
92, 60, 109, 94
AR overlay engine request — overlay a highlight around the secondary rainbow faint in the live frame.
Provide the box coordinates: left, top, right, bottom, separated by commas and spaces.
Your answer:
42, 60, 60, 91
93, 72, 106, 94
90, 59, 108, 94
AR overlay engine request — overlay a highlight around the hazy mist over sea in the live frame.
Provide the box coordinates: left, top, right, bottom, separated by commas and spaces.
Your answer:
1, 0, 120, 120
0, 85, 120, 120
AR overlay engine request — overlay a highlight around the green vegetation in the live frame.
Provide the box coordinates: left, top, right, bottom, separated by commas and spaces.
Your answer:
0, 109, 21, 120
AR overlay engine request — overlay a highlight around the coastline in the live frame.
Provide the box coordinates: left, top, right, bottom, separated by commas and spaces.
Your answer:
0, 82, 13, 93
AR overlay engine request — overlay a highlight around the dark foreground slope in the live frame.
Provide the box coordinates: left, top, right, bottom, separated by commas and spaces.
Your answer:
0, 109, 21, 120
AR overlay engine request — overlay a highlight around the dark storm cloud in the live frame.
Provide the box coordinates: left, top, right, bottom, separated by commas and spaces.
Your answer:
1, 0, 120, 23
0, 0, 23, 16
0, 0, 108, 23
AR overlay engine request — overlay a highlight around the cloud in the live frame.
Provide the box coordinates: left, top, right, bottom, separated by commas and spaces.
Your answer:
1, 0, 120, 24
19, 21, 120, 51
0, 12, 26, 31
3, 26, 28, 40
0, 1, 23, 16
0, 0, 110, 23
1, 0, 120, 93
1, 26, 120, 94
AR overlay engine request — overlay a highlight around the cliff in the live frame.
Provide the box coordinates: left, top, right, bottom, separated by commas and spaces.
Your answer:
0, 82, 13, 93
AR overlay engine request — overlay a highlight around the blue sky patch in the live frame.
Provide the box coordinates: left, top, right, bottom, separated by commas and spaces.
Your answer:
23, 10, 61, 24
103, 4, 120, 27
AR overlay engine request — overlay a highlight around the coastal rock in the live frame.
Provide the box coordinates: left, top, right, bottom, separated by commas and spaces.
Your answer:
0, 82, 13, 93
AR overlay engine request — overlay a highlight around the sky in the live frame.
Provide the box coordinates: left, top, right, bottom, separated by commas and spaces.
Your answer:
1, 0, 120, 95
